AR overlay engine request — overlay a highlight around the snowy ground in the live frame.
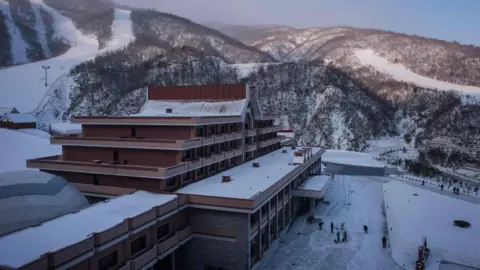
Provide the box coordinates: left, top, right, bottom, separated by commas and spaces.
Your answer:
229, 63, 278, 78
355, 50, 480, 101
384, 181, 480, 270
0, 128, 60, 173
0, 4, 134, 114
261, 176, 480, 270
261, 175, 401, 270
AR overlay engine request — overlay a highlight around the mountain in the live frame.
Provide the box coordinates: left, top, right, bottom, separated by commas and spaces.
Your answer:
0, 0, 273, 68
209, 24, 480, 89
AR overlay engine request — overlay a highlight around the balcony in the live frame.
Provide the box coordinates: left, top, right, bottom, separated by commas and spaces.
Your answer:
186, 149, 242, 170
245, 143, 257, 152
27, 156, 188, 179
50, 136, 202, 150
244, 129, 257, 137
131, 247, 157, 269
258, 137, 282, 148
258, 125, 282, 135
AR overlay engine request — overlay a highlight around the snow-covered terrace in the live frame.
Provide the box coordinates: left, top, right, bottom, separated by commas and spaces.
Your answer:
132, 99, 247, 117
384, 181, 480, 269
0, 191, 177, 268
50, 122, 82, 135
292, 175, 331, 198
322, 149, 388, 168
177, 147, 322, 200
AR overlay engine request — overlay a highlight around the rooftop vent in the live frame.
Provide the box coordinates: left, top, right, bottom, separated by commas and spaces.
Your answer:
282, 149, 287, 154
166, 108, 173, 113
222, 175, 232, 182
291, 146, 296, 150
252, 162, 260, 168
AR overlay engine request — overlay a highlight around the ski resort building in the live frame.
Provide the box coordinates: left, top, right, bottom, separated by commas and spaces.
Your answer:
0, 113, 37, 130
9, 83, 326, 270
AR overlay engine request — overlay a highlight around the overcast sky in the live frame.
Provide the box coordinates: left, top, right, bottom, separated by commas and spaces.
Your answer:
115, 0, 480, 45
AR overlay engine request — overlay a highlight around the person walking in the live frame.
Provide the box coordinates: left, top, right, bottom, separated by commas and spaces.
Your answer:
363, 225, 368, 234
343, 230, 348, 243
336, 231, 340, 243
318, 219, 324, 230
330, 221, 334, 233
382, 235, 387, 248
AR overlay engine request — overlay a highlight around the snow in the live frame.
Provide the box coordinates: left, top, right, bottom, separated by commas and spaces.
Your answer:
0, 107, 17, 115
15, 128, 51, 139
49, 121, 82, 134
322, 150, 386, 168
229, 63, 277, 78
177, 147, 322, 199
383, 181, 480, 269
0, 5, 134, 115
135, 99, 247, 117
0, 191, 177, 268
0, 2, 29, 64
3, 113, 37, 123
262, 175, 401, 270
298, 175, 331, 192
355, 49, 480, 100
0, 128, 60, 173
31, 3, 51, 57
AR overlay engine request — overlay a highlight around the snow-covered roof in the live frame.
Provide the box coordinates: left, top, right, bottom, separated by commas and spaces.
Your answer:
0, 191, 177, 268
0, 107, 17, 115
132, 99, 248, 117
50, 122, 82, 134
322, 150, 387, 168
177, 147, 322, 199
3, 113, 37, 123
297, 175, 331, 192
278, 131, 295, 138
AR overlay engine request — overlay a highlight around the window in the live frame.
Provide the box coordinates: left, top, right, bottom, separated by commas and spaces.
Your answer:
130, 127, 136, 138
165, 178, 176, 188
113, 150, 119, 162
157, 224, 169, 240
131, 235, 146, 255
98, 251, 118, 270
196, 128, 203, 137
93, 175, 99, 185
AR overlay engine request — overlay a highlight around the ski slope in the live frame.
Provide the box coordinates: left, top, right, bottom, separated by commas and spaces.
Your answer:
0, 3, 134, 114
355, 49, 480, 100
0, 1, 30, 64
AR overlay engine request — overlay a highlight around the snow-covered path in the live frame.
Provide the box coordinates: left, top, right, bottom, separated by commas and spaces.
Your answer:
262, 176, 401, 270
355, 49, 480, 100
0, 5, 134, 113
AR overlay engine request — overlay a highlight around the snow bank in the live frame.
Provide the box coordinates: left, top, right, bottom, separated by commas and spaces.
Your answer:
355, 50, 480, 100
0, 128, 60, 173
383, 181, 480, 270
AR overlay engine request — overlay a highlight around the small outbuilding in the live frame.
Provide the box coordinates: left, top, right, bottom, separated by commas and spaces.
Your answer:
0, 113, 37, 129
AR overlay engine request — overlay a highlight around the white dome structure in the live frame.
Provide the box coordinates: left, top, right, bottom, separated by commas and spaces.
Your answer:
0, 170, 89, 236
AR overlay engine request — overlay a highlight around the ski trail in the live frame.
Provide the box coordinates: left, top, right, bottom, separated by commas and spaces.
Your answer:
31, 3, 51, 57
0, 2, 29, 64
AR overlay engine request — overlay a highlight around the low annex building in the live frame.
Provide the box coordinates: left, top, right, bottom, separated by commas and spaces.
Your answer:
1, 83, 326, 270
0, 113, 37, 130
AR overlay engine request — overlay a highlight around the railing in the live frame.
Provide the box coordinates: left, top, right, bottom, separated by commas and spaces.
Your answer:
245, 143, 257, 152
244, 129, 257, 137
27, 156, 188, 179
258, 137, 282, 148
258, 125, 282, 135
187, 149, 243, 170
51, 136, 202, 150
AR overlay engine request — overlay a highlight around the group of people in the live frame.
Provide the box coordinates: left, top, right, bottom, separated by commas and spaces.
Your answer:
318, 221, 388, 248
452, 187, 461, 195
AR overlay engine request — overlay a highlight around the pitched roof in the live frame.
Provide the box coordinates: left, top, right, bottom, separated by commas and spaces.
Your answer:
0, 107, 18, 115
4, 113, 37, 123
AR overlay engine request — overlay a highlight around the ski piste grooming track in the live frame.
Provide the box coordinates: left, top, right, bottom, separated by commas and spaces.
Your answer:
0, 4, 134, 119
323, 175, 348, 219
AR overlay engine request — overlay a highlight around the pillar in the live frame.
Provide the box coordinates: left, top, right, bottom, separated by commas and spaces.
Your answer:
258, 210, 262, 258
267, 200, 271, 246
310, 198, 315, 216
171, 250, 175, 270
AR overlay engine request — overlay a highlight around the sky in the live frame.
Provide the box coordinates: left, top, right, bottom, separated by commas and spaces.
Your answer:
115, 0, 480, 45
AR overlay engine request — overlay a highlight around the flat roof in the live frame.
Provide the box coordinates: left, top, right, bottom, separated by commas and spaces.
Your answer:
177, 147, 322, 200
132, 99, 247, 117
0, 191, 177, 268
298, 175, 331, 192
50, 122, 82, 134
322, 150, 387, 168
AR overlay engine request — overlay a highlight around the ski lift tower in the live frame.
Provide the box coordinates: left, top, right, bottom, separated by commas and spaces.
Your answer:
42, 65, 50, 86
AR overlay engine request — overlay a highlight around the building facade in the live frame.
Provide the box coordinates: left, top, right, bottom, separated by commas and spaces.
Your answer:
12, 84, 326, 270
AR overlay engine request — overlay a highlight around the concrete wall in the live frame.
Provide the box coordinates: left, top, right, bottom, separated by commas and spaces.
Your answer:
186, 208, 250, 270
324, 163, 387, 176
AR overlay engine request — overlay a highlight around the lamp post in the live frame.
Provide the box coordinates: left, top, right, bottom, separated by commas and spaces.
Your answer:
42, 65, 50, 86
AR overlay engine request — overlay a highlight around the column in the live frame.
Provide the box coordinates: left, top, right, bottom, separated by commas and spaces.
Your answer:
171, 250, 175, 270
268, 201, 271, 246
258, 210, 263, 258
247, 213, 252, 270
310, 198, 315, 216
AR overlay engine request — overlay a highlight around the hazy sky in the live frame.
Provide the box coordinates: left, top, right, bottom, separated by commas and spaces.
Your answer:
115, 0, 480, 45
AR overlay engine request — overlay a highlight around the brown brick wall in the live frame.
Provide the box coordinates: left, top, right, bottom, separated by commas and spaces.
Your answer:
148, 84, 246, 101
62, 146, 181, 167
82, 125, 194, 140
